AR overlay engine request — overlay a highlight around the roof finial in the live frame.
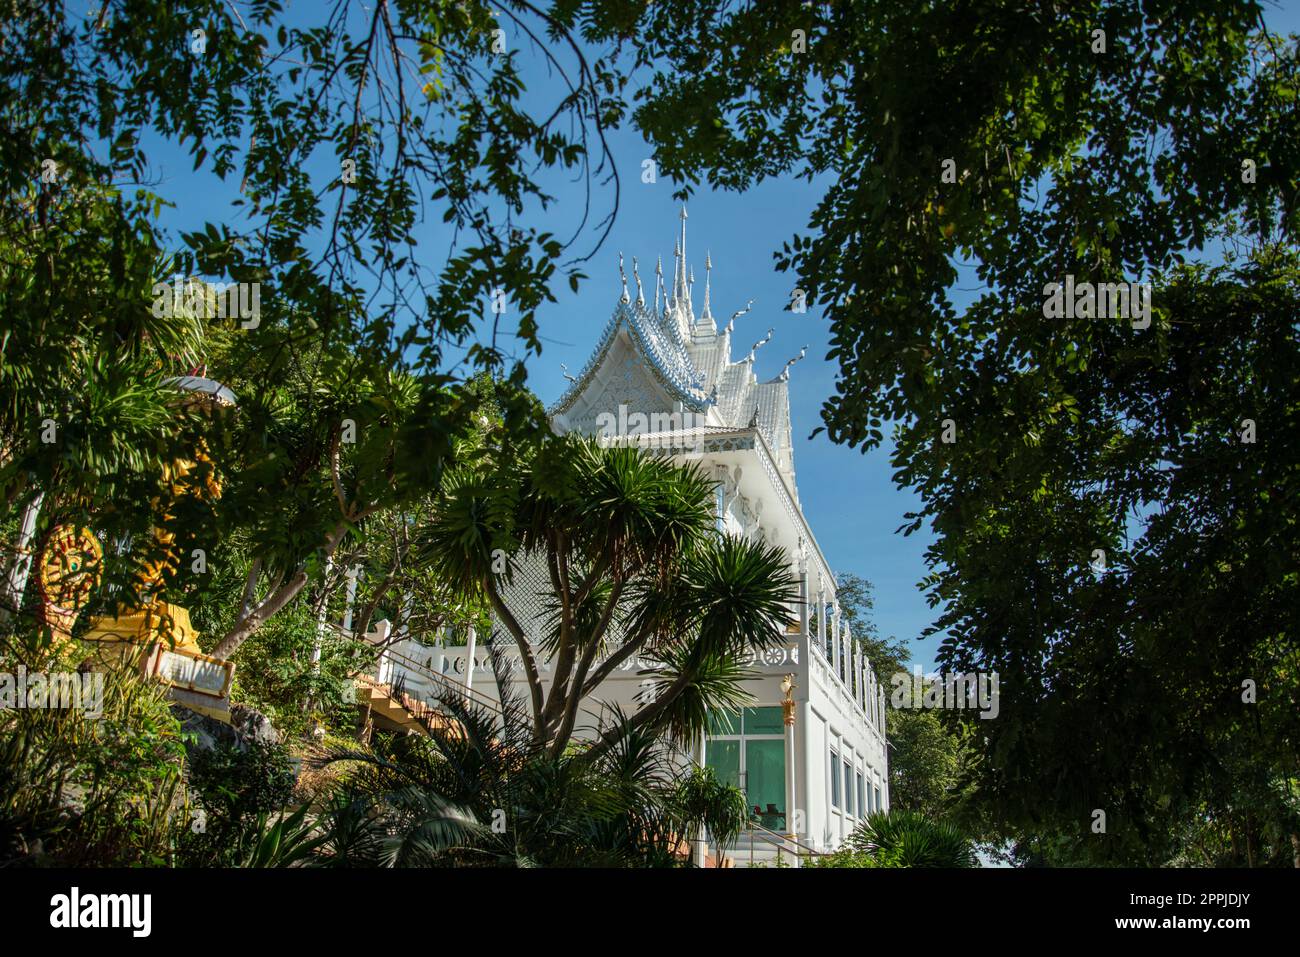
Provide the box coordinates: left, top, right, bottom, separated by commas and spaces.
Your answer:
618, 252, 630, 304
632, 256, 644, 307
725, 299, 754, 336
674, 205, 688, 304
654, 255, 663, 313
701, 251, 713, 323
778, 345, 808, 381
560, 362, 577, 383
671, 240, 681, 310
748, 327, 774, 363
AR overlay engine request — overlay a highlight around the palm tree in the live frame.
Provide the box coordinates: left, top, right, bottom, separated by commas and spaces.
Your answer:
418, 435, 800, 757
671, 764, 750, 866
314, 661, 699, 867
843, 809, 978, 867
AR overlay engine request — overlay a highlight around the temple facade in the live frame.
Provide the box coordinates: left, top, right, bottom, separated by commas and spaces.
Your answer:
385, 209, 888, 861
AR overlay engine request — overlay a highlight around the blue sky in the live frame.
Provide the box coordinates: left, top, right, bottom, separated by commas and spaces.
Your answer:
129, 1, 1300, 671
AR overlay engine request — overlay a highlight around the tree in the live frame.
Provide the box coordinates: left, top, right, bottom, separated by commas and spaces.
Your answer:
419, 435, 800, 755
3, 0, 628, 655
590, 0, 1300, 863
0, 184, 206, 628
812, 571, 910, 682
886, 707, 964, 819
671, 764, 750, 866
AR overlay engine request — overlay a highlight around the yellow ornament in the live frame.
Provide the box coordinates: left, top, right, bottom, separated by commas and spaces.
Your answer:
36, 525, 103, 643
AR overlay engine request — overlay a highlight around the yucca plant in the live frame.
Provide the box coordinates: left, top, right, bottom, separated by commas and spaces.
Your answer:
418, 435, 800, 758
314, 653, 694, 867
843, 809, 978, 868
671, 764, 750, 865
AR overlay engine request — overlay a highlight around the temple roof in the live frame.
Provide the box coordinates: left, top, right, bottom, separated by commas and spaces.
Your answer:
548, 208, 807, 494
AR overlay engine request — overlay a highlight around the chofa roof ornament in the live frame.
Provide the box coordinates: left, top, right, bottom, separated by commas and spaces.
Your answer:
777, 346, 808, 382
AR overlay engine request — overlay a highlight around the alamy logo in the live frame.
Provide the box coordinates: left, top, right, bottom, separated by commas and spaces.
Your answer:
1042, 274, 1151, 329
594, 404, 707, 459
890, 665, 1000, 719
49, 887, 151, 937
0, 667, 103, 718
151, 275, 261, 329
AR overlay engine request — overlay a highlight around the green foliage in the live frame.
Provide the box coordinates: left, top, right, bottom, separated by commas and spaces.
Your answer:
314, 683, 703, 867
886, 707, 965, 818
419, 436, 801, 755
598, 0, 1300, 864
671, 764, 749, 854
1, 0, 620, 658
179, 736, 309, 867
840, 810, 978, 868
186, 546, 368, 737
231, 805, 328, 869
0, 633, 188, 866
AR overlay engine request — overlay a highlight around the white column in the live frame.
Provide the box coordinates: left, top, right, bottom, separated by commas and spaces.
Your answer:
0, 491, 43, 621
436, 621, 449, 674
799, 699, 815, 847
798, 559, 810, 637
372, 619, 393, 684
341, 564, 360, 633
817, 584, 826, 656
311, 555, 334, 670
831, 602, 841, 674
695, 732, 709, 867
841, 621, 848, 684
463, 624, 477, 692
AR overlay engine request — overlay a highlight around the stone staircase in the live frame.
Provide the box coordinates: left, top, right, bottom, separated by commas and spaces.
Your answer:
355, 629, 501, 737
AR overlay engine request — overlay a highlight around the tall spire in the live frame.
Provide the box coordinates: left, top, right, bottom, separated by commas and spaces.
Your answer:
674, 205, 688, 305
701, 251, 713, 325
656, 255, 667, 316
672, 239, 681, 309
632, 256, 644, 307
618, 252, 629, 304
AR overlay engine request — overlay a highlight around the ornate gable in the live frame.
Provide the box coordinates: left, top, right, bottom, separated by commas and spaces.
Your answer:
552, 321, 694, 434
549, 209, 807, 497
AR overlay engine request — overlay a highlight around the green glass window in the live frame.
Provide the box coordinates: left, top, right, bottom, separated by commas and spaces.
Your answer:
830, 751, 841, 808
742, 706, 784, 735
746, 739, 786, 828
707, 709, 741, 735
707, 739, 741, 790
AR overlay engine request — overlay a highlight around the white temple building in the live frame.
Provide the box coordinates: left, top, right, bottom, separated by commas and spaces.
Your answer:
382, 209, 888, 862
